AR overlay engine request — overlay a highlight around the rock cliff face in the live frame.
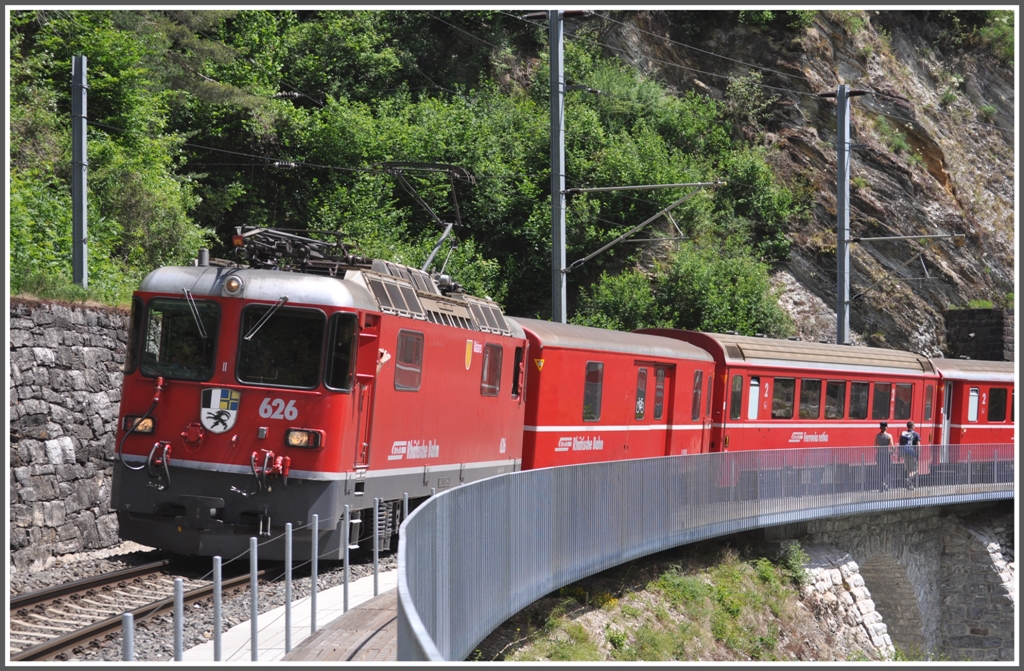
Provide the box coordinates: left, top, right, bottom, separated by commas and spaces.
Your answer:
601, 11, 1014, 355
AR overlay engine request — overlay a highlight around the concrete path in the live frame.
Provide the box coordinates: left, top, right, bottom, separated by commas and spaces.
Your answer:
181, 569, 398, 662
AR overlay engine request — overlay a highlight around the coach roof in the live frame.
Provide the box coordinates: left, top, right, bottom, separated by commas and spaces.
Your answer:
138, 266, 378, 311
509, 317, 713, 362
929, 357, 1016, 383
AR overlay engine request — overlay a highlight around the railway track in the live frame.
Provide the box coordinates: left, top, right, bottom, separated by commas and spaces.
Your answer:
9, 559, 265, 661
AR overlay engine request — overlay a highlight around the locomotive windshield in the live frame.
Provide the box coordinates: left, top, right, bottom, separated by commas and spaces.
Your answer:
237, 305, 326, 388
140, 298, 220, 380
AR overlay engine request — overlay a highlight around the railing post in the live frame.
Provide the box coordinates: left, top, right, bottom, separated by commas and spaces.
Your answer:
250, 536, 258, 661
343, 505, 350, 612
122, 612, 134, 661
285, 522, 292, 654
173, 578, 184, 661
403, 492, 409, 521
311, 514, 318, 635
993, 449, 997, 483
213, 556, 222, 662
860, 455, 864, 492
373, 497, 380, 597
968, 450, 972, 486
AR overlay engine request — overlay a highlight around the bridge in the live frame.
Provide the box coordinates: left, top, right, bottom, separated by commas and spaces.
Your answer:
396, 445, 1014, 661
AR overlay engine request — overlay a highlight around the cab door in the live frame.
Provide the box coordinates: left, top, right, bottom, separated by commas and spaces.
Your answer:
353, 313, 381, 468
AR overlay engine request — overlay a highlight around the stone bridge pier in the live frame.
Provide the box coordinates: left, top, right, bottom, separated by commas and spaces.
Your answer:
763, 502, 1014, 661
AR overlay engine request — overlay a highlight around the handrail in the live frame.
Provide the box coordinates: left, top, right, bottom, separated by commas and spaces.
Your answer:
397, 443, 1014, 660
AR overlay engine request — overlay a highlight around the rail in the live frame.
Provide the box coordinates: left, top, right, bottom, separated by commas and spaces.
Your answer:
396, 443, 1014, 661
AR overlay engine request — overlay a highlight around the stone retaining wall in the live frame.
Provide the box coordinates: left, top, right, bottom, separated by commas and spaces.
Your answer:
942, 308, 1014, 361
8, 299, 129, 571
800, 543, 896, 660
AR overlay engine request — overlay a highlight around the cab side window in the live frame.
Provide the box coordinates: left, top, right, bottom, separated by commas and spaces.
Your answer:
395, 330, 424, 391
480, 344, 502, 396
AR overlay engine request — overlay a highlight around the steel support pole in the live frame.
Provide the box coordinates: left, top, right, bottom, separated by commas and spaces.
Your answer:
122, 613, 134, 661
250, 537, 258, 661
285, 523, 292, 653
343, 505, 350, 612
836, 84, 851, 345
311, 514, 318, 635
173, 578, 183, 661
549, 10, 567, 323
373, 497, 380, 596
213, 556, 222, 662
71, 55, 88, 288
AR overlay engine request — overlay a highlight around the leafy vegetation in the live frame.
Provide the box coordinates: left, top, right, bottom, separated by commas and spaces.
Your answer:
476, 541, 835, 662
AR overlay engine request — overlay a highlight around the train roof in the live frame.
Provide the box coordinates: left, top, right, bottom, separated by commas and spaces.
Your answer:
509, 317, 713, 362
139, 265, 379, 310
640, 329, 936, 376
138, 263, 519, 338
929, 357, 1016, 383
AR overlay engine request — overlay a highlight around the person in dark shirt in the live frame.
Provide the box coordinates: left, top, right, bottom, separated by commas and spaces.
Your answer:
899, 421, 921, 489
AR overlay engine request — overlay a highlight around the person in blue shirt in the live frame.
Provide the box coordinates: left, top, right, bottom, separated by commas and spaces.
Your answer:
899, 421, 921, 489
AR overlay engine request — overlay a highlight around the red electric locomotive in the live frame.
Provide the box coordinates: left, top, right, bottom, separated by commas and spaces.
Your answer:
511, 318, 715, 469
111, 229, 527, 559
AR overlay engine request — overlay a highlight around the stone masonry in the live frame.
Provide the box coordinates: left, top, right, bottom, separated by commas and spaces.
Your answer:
938, 514, 1016, 660
765, 502, 1014, 660
942, 308, 1014, 361
799, 542, 895, 660
8, 299, 129, 571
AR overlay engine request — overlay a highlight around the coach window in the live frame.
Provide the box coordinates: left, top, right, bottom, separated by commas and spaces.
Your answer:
799, 379, 822, 419
871, 382, 891, 420
894, 384, 913, 420
924, 384, 935, 421
729, 375, 743, 420
635, 368, 648, 420
238, 306, 324, 388
480, 343, 502, 396
989, 388, 1007, 422
583, 362, 604, 421
394, 330, 424, 391
850, 382, 869, 420
772, 378, 795, 419
747, 377, 760, 420
691, 370, 704, 421
654, 369, 665, 421
324, 313, 358, 391
824, 381, 845, 419
966, 387, 980, 422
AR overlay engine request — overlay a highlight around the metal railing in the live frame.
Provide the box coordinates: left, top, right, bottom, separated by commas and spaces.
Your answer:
397, 444, 1014, 661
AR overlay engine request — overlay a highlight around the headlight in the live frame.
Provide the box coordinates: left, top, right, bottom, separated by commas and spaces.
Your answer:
285, 428, 323, 449
122, 416, 155, 433
224, 276, 243, 296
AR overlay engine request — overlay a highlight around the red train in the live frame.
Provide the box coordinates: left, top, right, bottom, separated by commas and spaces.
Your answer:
110, 228, 1015, 559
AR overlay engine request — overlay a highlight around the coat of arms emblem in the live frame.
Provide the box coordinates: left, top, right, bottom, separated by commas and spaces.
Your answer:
201, 388, 241, 433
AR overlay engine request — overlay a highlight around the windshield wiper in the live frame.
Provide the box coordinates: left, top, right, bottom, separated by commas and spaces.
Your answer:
244, 296, 289, 341
182, 288, 208, 339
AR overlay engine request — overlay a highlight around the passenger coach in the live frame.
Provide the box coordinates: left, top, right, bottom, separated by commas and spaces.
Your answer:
512, 318, 715, 468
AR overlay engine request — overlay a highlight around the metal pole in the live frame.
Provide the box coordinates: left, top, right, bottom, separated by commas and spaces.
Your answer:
250, 537, 258, 661
403, 492, 409, 522
311, 514, 318, 635
967, 450, 972, 485
122, 612, 134, 661
343, 505, 350, 613
373, 497, 380, 597
71, 55, 88, 288
173, 578, 183, 661
285, 523, 292, 654
549, 9, 567, 323
213, 556, 222, 662
836, 84, 851, 345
